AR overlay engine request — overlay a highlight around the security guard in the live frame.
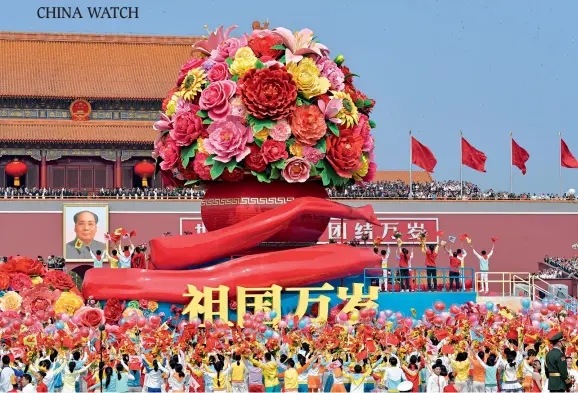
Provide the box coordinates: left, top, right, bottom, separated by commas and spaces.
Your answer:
545, 330, 571, 392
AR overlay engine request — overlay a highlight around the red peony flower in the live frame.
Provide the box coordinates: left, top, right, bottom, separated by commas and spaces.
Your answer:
177, 57, 206, 87
43, 270, 75, 291
261, 139, 289, 164
139, 299, 149, 309
220, 167, 245, 182
326, 129, 364, 178
170, 105, 205, 147
20, 284, 59, 314
104, 298, 124, 325
247, 34, 284, 59
75, 306, 105, 328
0, 272, 10, 291
177, 159, 199, 181
238, 64, 298, 120
0, 256, 46, 277
193, 152, 212, 180
244, 144, 267, 172
345, 84, 374, 115
289, 105, 327, 146
10, 273, 32, 292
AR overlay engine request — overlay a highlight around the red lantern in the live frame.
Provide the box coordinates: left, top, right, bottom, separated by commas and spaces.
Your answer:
134, 160, 155, 187
5, 159, 27, 187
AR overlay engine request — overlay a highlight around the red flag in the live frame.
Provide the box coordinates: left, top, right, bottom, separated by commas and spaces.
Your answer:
411, 136, 437, 172
561, 139, 578, 168
461, 137, 487, 172
512, 138, 530, 175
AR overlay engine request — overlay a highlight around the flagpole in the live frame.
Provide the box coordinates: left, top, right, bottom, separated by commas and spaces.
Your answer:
460, 130, 463, 198
558, 132, 564, 199
409, 129, 413, 199
510, 131, 514, 194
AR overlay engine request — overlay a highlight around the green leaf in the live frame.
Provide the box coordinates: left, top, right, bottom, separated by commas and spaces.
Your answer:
309, 165, 319, 177
297, 95, 313, 106
355, 98, 365, 108
318, 159, 348, 187
296, 97, 303, 106
251, 170, 271, 183
247, 114, 274, 132
196, 110, 208, 118
279, 55, 286, 64
204, 155, 216, 166
344, 73, 360, 80
255, 60, 265, 69
225, 57, 233, 66
231, 75, 239, 82
369, 120, 376, 129
225, 160, 238, 173
327, 122, 340, 136
184, 179, 199, 186
271, 159, 286, 170
210, 161, 226, 179
270, 166, 280, 180
254, 138, 263, 148
364, 99, 373, 107
271, 44, 286, 50
181, 141, 198, 168
203, 81, 211, 88
314, 138, 327, 154
202, 118, 213, 125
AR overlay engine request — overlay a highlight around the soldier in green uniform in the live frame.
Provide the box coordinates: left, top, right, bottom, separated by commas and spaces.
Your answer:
545, 331, 572, 392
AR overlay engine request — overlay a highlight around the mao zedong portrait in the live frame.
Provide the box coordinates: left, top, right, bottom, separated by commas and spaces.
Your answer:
65, 210, 105, 259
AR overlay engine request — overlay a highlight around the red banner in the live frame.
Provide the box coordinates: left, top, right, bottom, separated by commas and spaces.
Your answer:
181, 215, 439, 245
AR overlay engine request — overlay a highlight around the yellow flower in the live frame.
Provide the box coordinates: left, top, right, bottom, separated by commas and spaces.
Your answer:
289, 142, 303, 157
0, 291, 22, 312
165, 91, 183, 117
54, 292, 83, 316
230, 47, 257, 77
331, 91, 358, 128
197, 137, 208, 154
254, 128, 270, 140
148, 301, 159, 313
180, 68, 206, 101
286, 58, 330, 99
31, 276, 44, 286
353, 154, 369, 181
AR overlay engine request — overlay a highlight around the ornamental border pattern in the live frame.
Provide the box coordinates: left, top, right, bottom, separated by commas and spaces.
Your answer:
201, 197, 295, 206
0, 108, 158, 121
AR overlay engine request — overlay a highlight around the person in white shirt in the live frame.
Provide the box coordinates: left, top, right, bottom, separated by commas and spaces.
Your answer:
380, 247, 391, 292
0, 355, 15, 393
566, 358, 578, 392
21, 374, 35, 393
426, 363, 443, 393
118, 243, 135, 269
470, 243, 494, 293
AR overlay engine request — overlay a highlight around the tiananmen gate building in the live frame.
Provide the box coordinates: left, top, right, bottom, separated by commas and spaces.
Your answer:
0, 31, 201, 190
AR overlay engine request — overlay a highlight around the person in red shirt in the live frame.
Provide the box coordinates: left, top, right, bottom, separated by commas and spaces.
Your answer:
36, 371, 48, 392
421, 243, 439, 291
447, 251, 462, 291
444, 373, 458, 392
396, 246, 413, 292
131, 247, 146, 269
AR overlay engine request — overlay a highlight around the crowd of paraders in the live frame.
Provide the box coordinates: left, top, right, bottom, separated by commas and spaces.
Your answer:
0, 180, 571, 200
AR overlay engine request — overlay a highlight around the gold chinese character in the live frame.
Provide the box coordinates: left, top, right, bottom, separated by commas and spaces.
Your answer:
182, 285, 231, 326
286, 283, 334, 323
237, 285, 282, 327
337, 283, 379, 314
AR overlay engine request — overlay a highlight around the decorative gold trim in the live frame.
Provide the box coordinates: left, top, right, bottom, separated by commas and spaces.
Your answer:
62, 203, 109, 262
201, 197, 295, 206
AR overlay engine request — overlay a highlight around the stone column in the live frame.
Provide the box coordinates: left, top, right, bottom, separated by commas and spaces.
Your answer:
115, 151, 122, 188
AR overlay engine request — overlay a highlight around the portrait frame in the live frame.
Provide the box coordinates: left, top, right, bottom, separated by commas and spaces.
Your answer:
62, 203, 109, 262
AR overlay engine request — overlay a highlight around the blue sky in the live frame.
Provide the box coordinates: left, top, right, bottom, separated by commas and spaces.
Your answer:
1, 0, 578, 193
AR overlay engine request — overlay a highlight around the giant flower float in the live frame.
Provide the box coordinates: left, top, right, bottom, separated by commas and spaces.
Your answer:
154, 25, 377, 188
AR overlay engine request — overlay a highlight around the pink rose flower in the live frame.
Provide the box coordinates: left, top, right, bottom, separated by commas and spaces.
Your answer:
363, 135, 375, 153
207, 63, 231, 82
316, 57, 345, 91
204, 115, 254, 162
353, 114, 371, 140
158, 136, 180, 171
199, 80, 237, 121
229, 97, 247, 118
282, 157, 311, 183
363, 161, 377, 183
170, 104, 204, 147
177, 57, 205, 87
302, 146, 325, 164
211, 36, 248, 62
269, 120, 292, 142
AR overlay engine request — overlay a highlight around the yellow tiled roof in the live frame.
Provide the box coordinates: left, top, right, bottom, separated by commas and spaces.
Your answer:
373, 170, 433, 184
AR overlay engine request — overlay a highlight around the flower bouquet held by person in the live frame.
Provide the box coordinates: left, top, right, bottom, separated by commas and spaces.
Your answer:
153, 24, 377, 188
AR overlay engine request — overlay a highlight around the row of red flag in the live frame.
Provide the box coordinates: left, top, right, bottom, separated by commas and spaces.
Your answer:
411, 136, 578, 174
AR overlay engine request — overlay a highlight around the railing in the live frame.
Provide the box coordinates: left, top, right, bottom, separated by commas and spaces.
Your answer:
363, 267, 475, 293
537, 259, 578, 280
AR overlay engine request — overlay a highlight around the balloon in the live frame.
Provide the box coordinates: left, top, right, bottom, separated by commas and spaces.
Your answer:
80, 327, 90, 338
360, 309, 369, 319
479, 304, 487, 313
272, 332, 280, 340
368, 308, 377, 318
377, 318, 385, 325
547, 304, 556, 312
125, 319, 135, 329
449, 305, 460, 315
404, 318, 413, 328
204, 320, 213, 329
243, 313, 251, 321
350, 310, 359, 322
433, 316, 443, 325
469, 315, 479, 324
278, 320, 287, 329
258, 324, 267, 333
47, 308, 56, 319
521, 308, 530, 315
347, 325, 354, 333
71, 316, 81, 325
264, 329, 273, 339
119, 318, 127, 326
12, 321, 21, 330
531, 320, 541, 329
540, 309, 549, 316
287, 320, 294, 329
264, 312, 271, 321
485, 301, 494, 310
141, 325, 153, 334
530, 313, 541, 321
521, 298, 531, 309
379, 311, 386, 319
149, 315, 161, 327
298, 320, 307, 329
269, 311, 277, 319
434, 302, 446, 311
532, 301, 543, 310
60, 314, 70, 323
338, 312, 348, 322
255, 316, 264, 323
55, 321, 65, 330
425, 309, 435, 318
395, 312, 403, 321
0, 319, 8, 328
178, 321, 188, 331
23, 317, 34, 327
35, 310, 46, 321
137, 317, 147, 328
384, 310, 393, 318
